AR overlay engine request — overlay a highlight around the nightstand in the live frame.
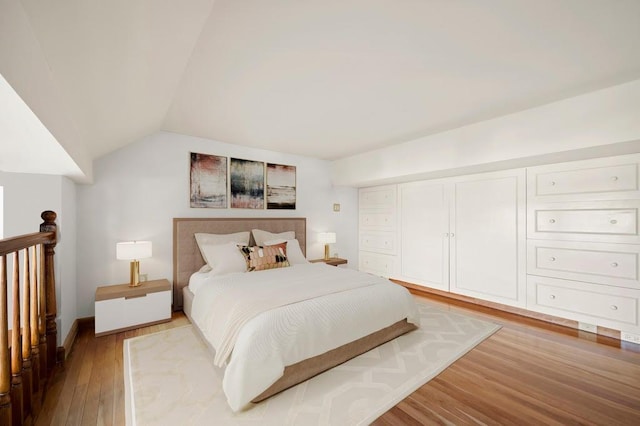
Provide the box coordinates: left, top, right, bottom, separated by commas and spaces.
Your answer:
310, 257, 348, 267
95, 278, 171, 336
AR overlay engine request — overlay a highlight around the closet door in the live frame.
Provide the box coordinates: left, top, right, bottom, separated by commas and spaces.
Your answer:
450, 169, 526, 307
399, 180, 450, 291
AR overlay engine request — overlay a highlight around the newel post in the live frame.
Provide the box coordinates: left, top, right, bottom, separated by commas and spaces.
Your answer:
40, 211, 58, 374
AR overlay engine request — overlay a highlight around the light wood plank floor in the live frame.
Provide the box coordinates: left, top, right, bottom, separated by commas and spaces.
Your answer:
36, 293, 640, 425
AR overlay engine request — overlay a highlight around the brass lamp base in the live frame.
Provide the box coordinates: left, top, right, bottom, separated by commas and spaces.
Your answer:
129, 260, 141, 287
324, 244, 330, 260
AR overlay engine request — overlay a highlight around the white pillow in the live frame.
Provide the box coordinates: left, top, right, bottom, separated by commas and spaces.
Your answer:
195, 231, 250, 261
199, 241, 247, 276
264, 238, 308, 265
252, 229, 295, 246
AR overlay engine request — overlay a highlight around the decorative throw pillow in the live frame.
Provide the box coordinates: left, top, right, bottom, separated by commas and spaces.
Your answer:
263, 238, 308, 265
238, 242, 290, 271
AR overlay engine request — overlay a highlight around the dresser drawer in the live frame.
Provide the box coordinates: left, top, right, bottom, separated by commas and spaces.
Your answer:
535, 164, 637, 197
527, 240, 640, 288
359, 251, 396, 277
527, 154, 640, 202
359, 185, 396, 209
527, 275, 640, 331
535, 208, 636, 235
528, 200, 640, 243
359, 210, 396, 231
359, 231, 396, 255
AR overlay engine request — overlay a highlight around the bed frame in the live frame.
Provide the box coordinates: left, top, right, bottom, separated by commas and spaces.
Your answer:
172, 216, 416, 404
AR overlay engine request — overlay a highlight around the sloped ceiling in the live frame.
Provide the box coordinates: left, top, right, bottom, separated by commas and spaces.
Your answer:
2, 0, 640, 180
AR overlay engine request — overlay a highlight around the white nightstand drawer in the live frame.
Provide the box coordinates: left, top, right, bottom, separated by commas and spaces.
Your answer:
527, 275, 640, 331
95, 279, 172, 336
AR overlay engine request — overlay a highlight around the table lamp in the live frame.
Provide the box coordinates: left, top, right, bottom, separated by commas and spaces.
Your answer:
116, 241, 152, 287
318, 232, 336, 260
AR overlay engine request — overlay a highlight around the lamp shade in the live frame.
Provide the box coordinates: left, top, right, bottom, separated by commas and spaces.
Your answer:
318, 232, 336, 244
116, 241, 152, 260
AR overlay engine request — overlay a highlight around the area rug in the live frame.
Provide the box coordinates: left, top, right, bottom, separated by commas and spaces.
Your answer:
124, 301, 500, 425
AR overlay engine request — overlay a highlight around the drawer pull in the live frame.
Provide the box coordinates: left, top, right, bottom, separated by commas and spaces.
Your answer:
549, 219, 556, 224
549, 294, 556, 300
125, 294, 147, 300
549, 257, 556, 262
610, 219, 617, 224
450, 233, 455, 237
611, 262, 619, 268
611, 176, 618, 181
610, 305, 618, 311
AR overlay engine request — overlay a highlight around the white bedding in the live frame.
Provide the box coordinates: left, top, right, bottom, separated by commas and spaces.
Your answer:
190, 263, 418, 411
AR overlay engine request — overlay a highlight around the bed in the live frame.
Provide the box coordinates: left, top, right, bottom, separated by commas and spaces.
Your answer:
173, 217, 418, 411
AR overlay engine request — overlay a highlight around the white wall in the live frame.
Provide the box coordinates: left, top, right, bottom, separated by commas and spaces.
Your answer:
59, 177, 77, 341
75, 131, 358, 317
332, 79, 640, 186
0, 171, 77, 346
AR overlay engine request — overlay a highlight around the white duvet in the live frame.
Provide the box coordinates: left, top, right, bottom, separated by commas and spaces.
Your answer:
190, 263, 418, 411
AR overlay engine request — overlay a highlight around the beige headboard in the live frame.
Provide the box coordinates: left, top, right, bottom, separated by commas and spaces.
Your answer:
172, 217, 307, 310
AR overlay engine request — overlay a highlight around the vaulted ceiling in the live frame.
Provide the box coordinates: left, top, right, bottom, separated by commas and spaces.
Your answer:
2, 0, 640, 181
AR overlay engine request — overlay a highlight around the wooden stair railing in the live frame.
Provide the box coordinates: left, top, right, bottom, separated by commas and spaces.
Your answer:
0, 211, 58, 425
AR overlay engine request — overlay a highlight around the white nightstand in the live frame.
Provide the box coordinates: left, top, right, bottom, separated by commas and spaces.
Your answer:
95, 278, 172, 336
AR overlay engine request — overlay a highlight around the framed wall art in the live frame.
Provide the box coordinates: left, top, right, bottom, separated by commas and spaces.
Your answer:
230, 158, 264, 209
190, 152, 227, 208
266, 163, 296, 209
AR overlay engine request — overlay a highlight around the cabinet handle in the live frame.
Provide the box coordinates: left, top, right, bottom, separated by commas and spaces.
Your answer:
125, 294, 147, 300
610, 305, 618, 311
450, 233, 455, 237
611, 262, 619, 268
549, 219, 556, 224
610, 219, 617, 224
549, 294, 556, 300
611, 176, 618, 181
550, 181, 556, 186
549, 257, 556, 262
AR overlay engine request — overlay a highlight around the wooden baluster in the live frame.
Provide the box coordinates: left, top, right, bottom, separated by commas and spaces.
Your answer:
0, 255, 12, 426
29, 247, 40, 397
40, 211, 57, 374
11, 252, 23, 426
38, 244, 46, 386
21, 250, 33, 419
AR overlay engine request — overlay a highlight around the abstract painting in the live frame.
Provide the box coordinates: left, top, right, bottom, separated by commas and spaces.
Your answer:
190, 152, 227, 208
267, 163, 296, 209
230, 158, 264, 209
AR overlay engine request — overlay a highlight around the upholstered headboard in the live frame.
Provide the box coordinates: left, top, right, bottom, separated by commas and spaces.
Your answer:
172, 217, 307, 310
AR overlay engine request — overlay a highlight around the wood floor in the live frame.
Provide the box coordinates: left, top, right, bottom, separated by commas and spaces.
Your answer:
36, 293, 640, 425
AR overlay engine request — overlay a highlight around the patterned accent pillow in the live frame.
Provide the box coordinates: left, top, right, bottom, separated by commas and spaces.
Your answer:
238, 242, 290, 271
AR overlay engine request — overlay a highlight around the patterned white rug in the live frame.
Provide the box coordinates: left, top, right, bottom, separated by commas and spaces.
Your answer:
124, 301, 500, 425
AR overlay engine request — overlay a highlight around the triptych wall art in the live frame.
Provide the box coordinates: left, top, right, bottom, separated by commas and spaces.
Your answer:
190, 152, 296, 210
